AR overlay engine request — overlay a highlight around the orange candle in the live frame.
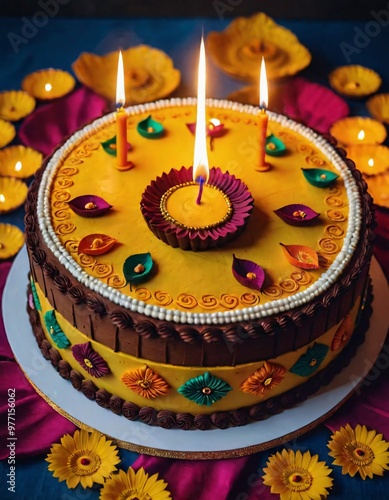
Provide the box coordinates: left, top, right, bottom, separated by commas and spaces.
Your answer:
258, 57, 270, 172
116, 51, 130, 170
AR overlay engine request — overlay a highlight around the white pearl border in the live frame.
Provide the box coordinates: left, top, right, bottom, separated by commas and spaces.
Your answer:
37, 98, 362, 325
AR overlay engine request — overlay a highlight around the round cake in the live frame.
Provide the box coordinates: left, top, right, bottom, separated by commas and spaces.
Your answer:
25, 98, 374, 430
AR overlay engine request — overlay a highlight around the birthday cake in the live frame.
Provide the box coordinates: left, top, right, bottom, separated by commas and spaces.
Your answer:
25, 98, 374, 430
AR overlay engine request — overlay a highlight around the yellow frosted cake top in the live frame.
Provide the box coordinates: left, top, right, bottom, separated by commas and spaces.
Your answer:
39, 99, 360, 323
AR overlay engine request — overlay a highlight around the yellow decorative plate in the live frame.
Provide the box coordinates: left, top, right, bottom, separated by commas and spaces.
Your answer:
0, 177, 28, 213
0, 91, 36, 121
0, 145, 43, 178
72, 46, 181, 104
22, 69, 76, 100
206, 12, 311, 82
346, 144, 389, 175
366, 93, 389, 124
329, 65, 381, 98
330, 117, 387, 146
0, 118, 16, 148
0, 223, 24, 259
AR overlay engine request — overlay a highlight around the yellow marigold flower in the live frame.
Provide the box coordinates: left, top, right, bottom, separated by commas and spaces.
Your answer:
262, 449, 333, 499
46, 429, 120, 489
100, 466, 172, 500
241, 361, 286, 396
328, 423, 389, 479
121, 365, 169, 399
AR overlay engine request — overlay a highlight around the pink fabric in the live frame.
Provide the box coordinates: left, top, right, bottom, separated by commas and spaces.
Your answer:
0, 262, 76, 459
19, 86, 108, 156
132, 454, 273, 500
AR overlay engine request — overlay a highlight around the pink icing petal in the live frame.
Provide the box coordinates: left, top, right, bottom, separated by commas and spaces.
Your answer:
232, 254, 265, 291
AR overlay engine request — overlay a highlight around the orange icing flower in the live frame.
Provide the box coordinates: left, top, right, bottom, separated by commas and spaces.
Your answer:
241, 361, 286, 396
121, 366, 169, 399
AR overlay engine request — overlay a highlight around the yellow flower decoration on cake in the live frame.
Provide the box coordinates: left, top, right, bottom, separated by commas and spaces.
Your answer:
328, 424, 389, 479
72, 46, 180, 104
206, 12, 311, 82
241, 361, 286, 396
262, 449, 333, 499
100, 466, 172, 500
121, 365, 170, 399
46, 429, 120, 489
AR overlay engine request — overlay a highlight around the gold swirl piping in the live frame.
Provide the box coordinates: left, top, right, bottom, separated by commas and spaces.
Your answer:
326, 209, 346, 222
53, 200, 69, 210
154, 290, 173, 306
240, 293, 260, 306
55, 177, 74, 189
305, 155, 326, 167
52, 190, 71, 201
53, 209, 70, 221
64, 239, 79, 254
59, 166, 79, 176
77, 254, 96, 267
176, 293, 198, 309
329, 186, 342, 196
325, 224, 345, 239
325, 196, 344, 208
262, 285, 283, 298
91, 263, 113, 278
219, 294, 239, 310
298, 143, 315, 155
56, 222, 75, 235
318, 238, 339, 254
198, 295, 219, 309
291, 271, 312, 285
107, 274, 126, 288
135, 288, 152, 301
64, 157, 83, 166
279, 279, 299, 293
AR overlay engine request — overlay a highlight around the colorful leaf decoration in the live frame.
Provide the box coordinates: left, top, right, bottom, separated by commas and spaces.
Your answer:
178, 372, 232, 406
68, 195, 112, 217
30, 278, 41, 311
186, 120, 225, 137
232, 254, 265, 291
137, 115, 164, 138
289, 343, 329, 376
280, 243, 320, 269
266, 134, 286, 156
302, 168, 339, 187
274, 204, 320, 226
123, 252, 154, 288
44, 310, 71, 348
101, 136, 132, 156
78, 234, 117, 255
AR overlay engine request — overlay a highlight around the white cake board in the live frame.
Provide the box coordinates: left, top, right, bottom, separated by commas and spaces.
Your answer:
3, 247, 389, 459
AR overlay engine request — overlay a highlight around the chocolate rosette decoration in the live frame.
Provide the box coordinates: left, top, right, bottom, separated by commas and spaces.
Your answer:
140, 166, 254, 251
122, 401, 139, 421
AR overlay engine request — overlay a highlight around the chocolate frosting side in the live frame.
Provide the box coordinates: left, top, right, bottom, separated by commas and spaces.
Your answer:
26, 281, 373, 430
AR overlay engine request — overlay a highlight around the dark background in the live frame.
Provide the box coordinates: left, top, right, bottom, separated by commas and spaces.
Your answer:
0, 0, 388, 19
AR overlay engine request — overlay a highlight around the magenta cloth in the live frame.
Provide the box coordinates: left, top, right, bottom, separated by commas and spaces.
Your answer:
132, 454, 273, 500
0, 262, 76, 459
282, 77, 349, 134
18, 86, 108, 156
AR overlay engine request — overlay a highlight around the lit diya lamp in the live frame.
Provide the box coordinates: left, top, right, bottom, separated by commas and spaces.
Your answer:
346, 144, 389, 175
330, 117, 387, 146
140, 37, 253, 251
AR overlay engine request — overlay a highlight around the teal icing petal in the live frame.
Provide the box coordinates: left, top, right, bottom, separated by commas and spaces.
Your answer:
178, 371, 232, 406
44, 310, 71, 349
30, 278, 41, 311
301, 168, 339, 187
101, 136, 131, 156
137, 115, 164, 138
123, 253, 154, 287
289, 342, 329, 377
266, 134, 286, 156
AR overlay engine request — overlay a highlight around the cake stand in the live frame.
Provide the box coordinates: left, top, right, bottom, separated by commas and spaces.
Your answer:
3, 247, 389, 459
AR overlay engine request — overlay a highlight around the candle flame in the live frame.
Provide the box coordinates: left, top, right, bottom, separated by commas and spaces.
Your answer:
0, 194, 5, 203
259, 57, 268, 109
45, 83, 52, 92
358, 130, 365, 141
368, 158, 374, 167
116, 50, 125, 108
14, 161, 22, 172
193, 36, 209, 183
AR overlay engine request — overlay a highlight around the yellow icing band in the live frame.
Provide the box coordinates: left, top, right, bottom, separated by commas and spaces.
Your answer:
34, 282, 361, 415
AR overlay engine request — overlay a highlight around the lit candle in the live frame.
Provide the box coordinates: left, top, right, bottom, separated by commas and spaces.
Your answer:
258, 57, 269, 171
358, 130, 365, 141
193, 36, 209, 204
14, 161, 22, 172
116, 50, 129, 169
44, 83, 52, 92
368, 158, 374, 168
